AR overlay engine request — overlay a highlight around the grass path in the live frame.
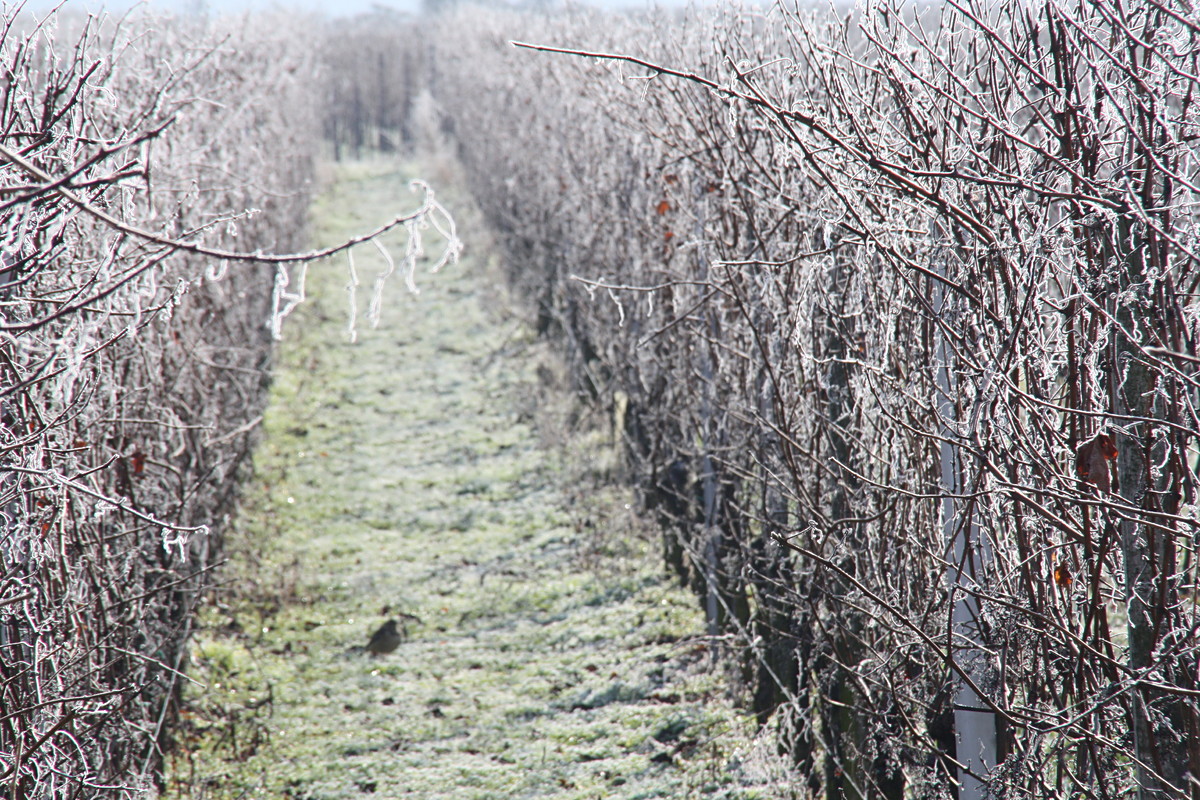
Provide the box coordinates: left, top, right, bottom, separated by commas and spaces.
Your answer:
167, 159, 793, 799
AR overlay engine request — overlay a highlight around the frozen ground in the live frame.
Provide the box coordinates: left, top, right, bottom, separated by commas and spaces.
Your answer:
166, 159, 797, 799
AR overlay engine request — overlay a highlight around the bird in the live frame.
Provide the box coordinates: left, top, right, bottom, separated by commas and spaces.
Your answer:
365, 619, 404, 656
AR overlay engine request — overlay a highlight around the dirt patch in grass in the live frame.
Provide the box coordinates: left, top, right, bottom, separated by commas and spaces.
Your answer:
164, 157, 797, 799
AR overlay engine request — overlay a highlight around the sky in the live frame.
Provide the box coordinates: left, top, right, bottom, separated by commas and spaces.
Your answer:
29, 0, 432, 18
29, 0, 660, 18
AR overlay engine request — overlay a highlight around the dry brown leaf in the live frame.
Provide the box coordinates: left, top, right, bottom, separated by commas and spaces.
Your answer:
1075, 431, 1118, 493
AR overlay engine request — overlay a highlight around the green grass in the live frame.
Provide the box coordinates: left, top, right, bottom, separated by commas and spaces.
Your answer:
164, 156, 797, 799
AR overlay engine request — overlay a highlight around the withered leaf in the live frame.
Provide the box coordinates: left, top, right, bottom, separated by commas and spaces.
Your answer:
1075, 432, 1118, 493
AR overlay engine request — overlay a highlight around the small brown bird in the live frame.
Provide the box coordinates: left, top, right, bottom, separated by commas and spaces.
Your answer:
365, 619, 403, 657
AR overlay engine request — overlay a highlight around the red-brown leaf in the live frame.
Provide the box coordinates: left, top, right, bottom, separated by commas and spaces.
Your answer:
1075, 432, 1118, 493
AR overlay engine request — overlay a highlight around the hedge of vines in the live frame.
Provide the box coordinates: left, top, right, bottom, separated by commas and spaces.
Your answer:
420, 3, 1200, 798
0, 9, 318, 796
